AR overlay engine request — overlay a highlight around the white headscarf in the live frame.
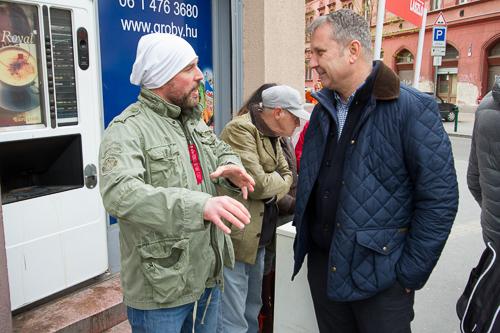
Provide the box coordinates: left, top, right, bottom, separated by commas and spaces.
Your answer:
130, 33, 198, 89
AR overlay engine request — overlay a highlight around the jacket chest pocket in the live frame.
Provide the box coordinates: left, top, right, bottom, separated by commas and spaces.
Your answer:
147, 144, 183, 187
194, 126, 217, 171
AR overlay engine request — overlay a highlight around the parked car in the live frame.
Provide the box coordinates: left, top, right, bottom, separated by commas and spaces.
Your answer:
425, 93, 459, 122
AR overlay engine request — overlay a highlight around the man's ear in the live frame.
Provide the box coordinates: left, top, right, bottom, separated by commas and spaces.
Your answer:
273, 107, 283, 119
348, 40, 362, 63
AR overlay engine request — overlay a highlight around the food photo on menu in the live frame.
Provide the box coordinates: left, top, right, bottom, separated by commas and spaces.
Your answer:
0, 1, 43, 128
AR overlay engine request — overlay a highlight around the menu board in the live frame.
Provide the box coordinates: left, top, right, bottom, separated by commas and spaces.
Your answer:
0, 1, 44, 128
50, 8, 78, 126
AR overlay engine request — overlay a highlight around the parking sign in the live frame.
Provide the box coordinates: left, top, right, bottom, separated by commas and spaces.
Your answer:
432, 26, 447, 47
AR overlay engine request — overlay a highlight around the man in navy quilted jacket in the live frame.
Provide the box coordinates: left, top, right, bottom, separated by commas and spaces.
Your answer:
292, 9, 458, 333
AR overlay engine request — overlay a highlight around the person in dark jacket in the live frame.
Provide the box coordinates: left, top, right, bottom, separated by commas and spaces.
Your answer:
292, 10, 458, 333
459, 77, 500, 333
467, 77, 500, 247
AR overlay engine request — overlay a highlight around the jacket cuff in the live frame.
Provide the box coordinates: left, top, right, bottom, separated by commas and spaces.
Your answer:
183, 191, 212, 230
396, 266, 426, 291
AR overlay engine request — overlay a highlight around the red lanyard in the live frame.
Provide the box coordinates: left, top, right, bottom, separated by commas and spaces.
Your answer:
188, 143, 203, 185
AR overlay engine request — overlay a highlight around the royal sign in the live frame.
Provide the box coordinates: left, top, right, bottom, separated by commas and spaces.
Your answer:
386, 0, 425, 27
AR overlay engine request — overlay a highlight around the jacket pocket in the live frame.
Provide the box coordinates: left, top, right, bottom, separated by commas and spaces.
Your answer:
194, 122, 216, 146
351, 227, 407, 293
146, 144, 182, 187
137, 238, 190, 304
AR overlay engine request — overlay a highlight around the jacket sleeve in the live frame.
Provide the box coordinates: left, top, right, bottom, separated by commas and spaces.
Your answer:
221, 122, 292, 201
396, 95, 459, 290
467, 114, 482, 205
99, 121, 211, 235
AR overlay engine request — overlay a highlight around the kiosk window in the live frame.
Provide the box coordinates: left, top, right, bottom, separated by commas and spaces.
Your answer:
50, 8, 78, 126
0, 1, 45, 128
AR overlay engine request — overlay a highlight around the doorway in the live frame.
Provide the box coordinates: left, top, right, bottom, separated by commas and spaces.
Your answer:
437, 72, 458, 103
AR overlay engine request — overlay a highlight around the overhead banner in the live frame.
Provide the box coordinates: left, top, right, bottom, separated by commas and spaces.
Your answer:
386, 0, 424, 27
98, 0, 214, 127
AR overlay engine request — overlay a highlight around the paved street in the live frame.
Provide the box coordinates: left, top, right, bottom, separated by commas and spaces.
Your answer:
412, 136, 484, 333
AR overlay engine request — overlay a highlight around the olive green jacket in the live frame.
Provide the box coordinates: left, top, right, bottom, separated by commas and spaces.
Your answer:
220, 112, 292, 264
99, 89, 240, 310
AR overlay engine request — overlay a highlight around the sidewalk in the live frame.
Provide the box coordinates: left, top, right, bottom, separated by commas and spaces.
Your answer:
443, 106, 475, 139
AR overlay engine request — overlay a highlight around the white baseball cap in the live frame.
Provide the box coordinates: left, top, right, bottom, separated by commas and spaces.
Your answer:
261, 85, 310, 120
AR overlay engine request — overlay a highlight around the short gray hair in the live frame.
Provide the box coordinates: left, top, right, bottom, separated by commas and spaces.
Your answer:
308, 9, 372, 59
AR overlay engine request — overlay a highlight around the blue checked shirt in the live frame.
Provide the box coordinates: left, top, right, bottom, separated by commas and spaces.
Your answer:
332, 83, 365, 140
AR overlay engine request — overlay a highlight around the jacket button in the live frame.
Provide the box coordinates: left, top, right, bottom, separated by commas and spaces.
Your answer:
331, 266, 337, 272
260, 212, 264, 217
341, 180, 345, 185
351, 140, 356, 144
336, 222, 340, 228
383, 246, 388, 252
256, 233, 261, 238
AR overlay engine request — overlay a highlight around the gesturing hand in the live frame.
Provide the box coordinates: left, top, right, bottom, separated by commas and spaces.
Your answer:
203, 196, 251, 234
210, 164, 255, 200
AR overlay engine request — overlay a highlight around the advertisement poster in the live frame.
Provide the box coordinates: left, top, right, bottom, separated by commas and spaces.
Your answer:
0, 1, 43, 128
98, 0, 214, 128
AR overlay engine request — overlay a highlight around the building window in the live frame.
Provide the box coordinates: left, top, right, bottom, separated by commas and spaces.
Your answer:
396, 49, 414, 64
305, 59, 313, 81
395, 49, 414, 86
490, 41, 500, 57
443, 44, 459, 60
431, 0, 442, 10
342, 1, 353, 10
306, 15, 314, 40
487, 39, 500, 92
457, 0, 467, 4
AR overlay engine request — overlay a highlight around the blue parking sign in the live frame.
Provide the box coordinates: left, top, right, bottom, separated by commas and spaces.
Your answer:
432, 26, 447, 47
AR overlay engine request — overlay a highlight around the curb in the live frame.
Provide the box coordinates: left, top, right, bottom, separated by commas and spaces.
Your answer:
447, 132, 472, 139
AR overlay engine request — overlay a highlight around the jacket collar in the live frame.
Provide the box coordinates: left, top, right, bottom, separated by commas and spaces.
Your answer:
138, 88, 202, 120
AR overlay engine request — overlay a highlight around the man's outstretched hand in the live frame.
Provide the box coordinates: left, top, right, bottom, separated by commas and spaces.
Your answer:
203, 196, 251, 234
210, 165, 255, 200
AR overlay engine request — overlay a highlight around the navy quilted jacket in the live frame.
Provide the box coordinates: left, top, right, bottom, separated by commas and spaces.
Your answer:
292, 62, 459, 301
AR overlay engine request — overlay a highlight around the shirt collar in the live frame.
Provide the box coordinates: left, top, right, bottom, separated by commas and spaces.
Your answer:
333, 82, 365, 109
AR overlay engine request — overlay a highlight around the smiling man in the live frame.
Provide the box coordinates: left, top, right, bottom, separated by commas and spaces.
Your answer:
99, 33, 255, 333
292, 10, 458, 333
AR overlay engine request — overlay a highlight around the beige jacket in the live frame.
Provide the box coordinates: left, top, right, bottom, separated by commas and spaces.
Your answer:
220, 112, 292, 264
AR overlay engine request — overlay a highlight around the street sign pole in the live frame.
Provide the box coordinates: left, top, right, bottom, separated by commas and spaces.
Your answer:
374, 0, 387, 60
413, 7, 427, 89
432, 12, 447, 97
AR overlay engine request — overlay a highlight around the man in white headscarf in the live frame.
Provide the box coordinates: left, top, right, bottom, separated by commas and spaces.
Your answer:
99, 33, 255, 332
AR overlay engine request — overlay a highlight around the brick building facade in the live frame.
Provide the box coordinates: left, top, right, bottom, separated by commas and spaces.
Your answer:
305, 0, 500, 107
